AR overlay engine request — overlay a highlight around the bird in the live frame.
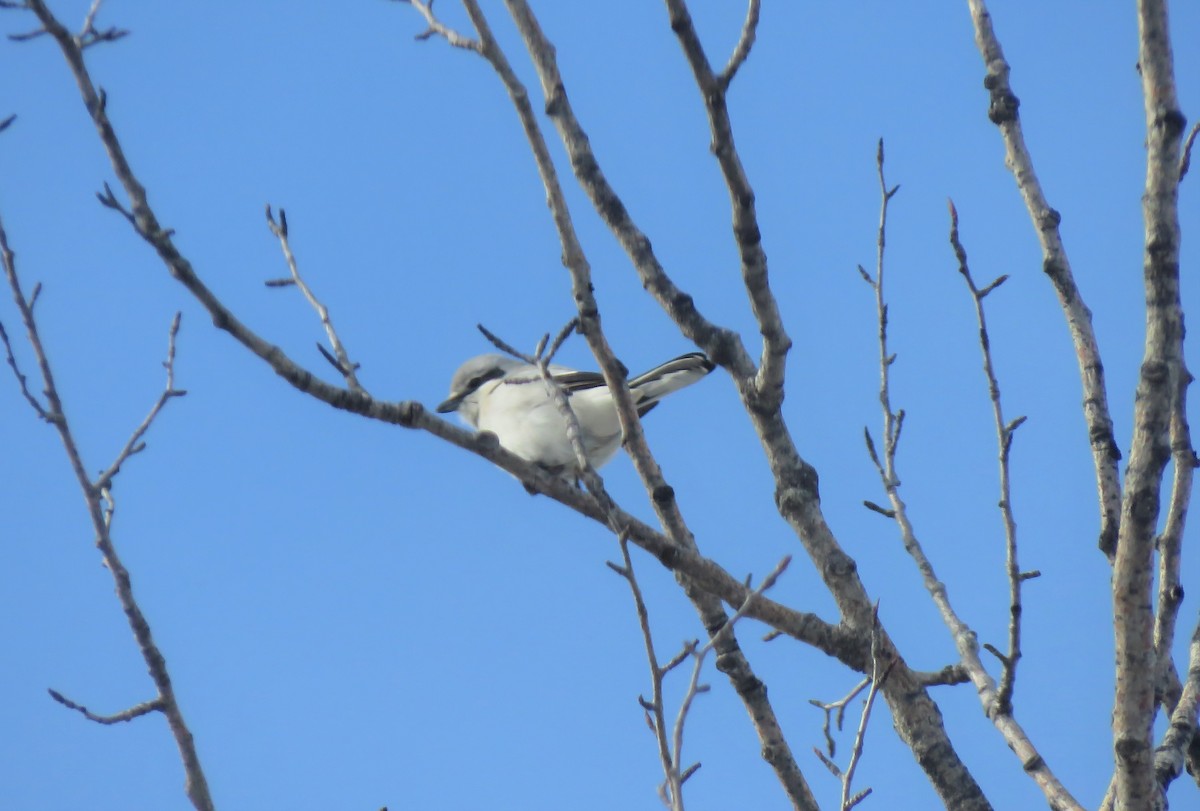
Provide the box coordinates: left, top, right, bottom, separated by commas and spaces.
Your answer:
436, 352, 715, 476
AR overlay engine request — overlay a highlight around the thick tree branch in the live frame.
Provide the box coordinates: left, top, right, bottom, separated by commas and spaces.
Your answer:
1153, 367, 1196, 720
1110, 3, 1187, 809
452, 3, 817, 806
485, 4, 993, 808
662, 0, 790, 407
19, 0, 858, 676
966, 0, 1122, 562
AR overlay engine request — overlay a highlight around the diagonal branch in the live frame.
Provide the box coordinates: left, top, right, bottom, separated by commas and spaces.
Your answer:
94, 312, 187, 491
0, 315, 50, 421
20, 0, 851, 669
717, 0, 760, 91
966, 0, 1122, 562
0, 208, 213, 811
401, 0, 481, 51
839, 608, 890, 811
662, 0, 789, 407
264, 205, 366, 394
1153, 616, 1200, 795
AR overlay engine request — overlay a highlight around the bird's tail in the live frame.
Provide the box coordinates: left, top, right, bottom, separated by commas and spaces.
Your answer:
628, 352, 715, 413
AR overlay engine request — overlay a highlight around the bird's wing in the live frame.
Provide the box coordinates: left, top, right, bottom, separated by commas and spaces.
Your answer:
550, 369, 609, 393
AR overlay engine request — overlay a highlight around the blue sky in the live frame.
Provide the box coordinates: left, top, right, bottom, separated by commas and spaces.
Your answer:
2, 1, 1199, 809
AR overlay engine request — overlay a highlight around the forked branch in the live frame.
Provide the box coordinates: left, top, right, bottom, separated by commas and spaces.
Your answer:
0, 211, 212, 811
862, 146, 1080, 810
948, 199, 1034, 716
966, 0, 1121, 561
264, 205, 366, 393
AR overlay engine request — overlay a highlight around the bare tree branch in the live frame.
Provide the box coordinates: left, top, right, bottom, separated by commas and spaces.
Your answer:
661, 0, 789, 405
480, 4, 992, 805
75, 0, 127, 50
0, 319, 50, 421
611, 536, 688, 811
0, 209, 213, 811
840, 608, 889, 811
966, 0, 1122, 561
94, 312, 186, 491
47, 689, 164, 725
948, 199, 1028, 716
1152, 364, 1196, 724
1109, 3, 1188, 808
451, 3, 818, 806
810, 679, 870, 760
1153, 618, 1200, 795
864, 145, 1081, 811
1178, 121, 1199, 181
717, 0, 760, 91
402, 0, 481, 51
264, 205, 366, 394
809, 607, 891, 811
9, 2, 857, 666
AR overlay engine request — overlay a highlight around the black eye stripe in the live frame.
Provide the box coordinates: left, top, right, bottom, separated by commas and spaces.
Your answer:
465, 367, 506, 393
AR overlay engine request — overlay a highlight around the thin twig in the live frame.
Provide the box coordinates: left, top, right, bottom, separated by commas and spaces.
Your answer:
716, 0, 760, 91
612, 536, 685, 811
1178, 121, 1199, 181
74, 0, 127, 50
670, 553, 791, 809
48, 689, 164, 725
948, 199, 1026, 716
699, 554, 791, 655
840, 606, 889, 811
863, 144, 1080, 809
402, 0, 481, 51
476, 322, 528, 363
94, 312, 187, 491
265, 205, 365, 394
0, 318, 50, 420
809, 679, 870, 759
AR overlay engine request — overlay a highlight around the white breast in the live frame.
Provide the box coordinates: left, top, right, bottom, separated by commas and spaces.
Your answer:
475, 375, 624, 470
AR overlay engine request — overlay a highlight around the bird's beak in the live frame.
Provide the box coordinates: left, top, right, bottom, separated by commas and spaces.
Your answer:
436, 394, 462, 414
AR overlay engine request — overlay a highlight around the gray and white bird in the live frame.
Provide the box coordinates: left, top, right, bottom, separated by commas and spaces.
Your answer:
436, 352, 715, 474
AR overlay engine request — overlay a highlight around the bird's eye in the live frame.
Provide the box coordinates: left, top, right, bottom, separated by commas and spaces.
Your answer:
467, 376, 482, 389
